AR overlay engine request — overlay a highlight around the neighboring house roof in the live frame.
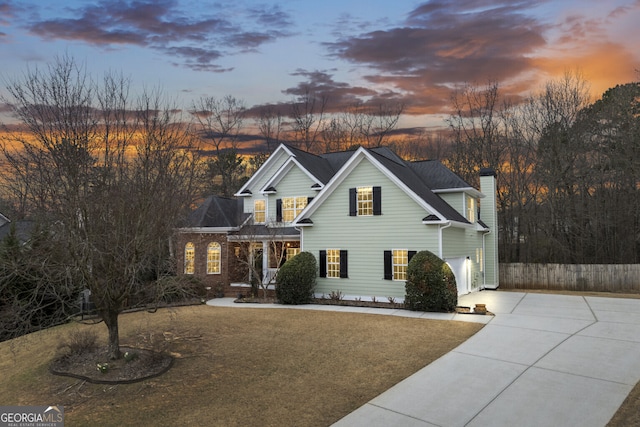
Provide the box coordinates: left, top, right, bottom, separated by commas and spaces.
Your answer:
185, 196, 248, 229
0, 219, 36, 244
0, 212, 9, 227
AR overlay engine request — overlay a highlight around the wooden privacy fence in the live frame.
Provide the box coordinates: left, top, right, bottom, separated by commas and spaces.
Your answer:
499, 263, 640, 292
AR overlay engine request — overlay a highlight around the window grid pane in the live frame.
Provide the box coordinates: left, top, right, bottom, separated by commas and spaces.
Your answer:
283, 196, 308, 222
286, 247, 300, 259
184, 242, 195, 274
466, 196, 476, 222
295, 196, 308, 217
357, 187, 373, 216
327, 249, 340, 278
282, 197, 295, 222
392, 249, 408, 281
207, 243, 221, 274
254, 200, 266, 223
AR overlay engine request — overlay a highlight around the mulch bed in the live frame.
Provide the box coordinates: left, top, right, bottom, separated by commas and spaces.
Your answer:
50, 346, 173, 384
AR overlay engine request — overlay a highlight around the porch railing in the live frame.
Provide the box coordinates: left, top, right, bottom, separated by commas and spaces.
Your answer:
264, 268, 279, 285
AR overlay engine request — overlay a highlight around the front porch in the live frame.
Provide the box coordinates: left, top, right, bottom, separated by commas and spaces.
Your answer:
227, 224, 301, 297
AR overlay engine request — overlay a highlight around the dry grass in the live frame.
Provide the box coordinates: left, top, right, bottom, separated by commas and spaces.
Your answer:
0, 305, 482, 427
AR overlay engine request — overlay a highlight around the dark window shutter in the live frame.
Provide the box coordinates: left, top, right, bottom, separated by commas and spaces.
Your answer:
384, 250, 392, 280
307, 196, 314, 204
319, 250, 327, 278
349, 188, 357, 216
373, 186, 382, 215
276, 199, 282, 222
408, 251, 417, 262
339, 250, 348, 278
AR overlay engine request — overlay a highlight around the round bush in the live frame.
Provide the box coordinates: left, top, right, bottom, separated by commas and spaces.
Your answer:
275, 251, 317, 304
404, 251, 457, 312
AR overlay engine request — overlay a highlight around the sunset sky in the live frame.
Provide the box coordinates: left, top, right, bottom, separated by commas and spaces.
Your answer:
1, 0, 639, 129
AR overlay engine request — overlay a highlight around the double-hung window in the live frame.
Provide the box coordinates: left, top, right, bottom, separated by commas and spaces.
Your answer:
466, 195, 476, 223
254, 199, 266, 223
349, 187, 382, 216
357, 187, 373, 216
207, 242, 221, 274
319, 249, 348, 278
384, 250, 416, 280
277, 196, 309, 222
184, 242, 195, 274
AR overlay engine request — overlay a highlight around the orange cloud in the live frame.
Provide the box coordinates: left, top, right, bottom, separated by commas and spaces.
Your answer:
533, 41, 638, 98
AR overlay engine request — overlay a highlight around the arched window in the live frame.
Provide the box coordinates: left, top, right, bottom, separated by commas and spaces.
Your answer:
207, 242, 221, 274
184, 242, 195, 274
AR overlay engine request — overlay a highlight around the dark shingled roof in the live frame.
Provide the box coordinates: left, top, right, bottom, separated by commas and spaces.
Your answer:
275, 145, 476, 223
409, 160, 472, 190
284, 144, 338, 185
186, 196, 248, 228
365, 149, 469, 224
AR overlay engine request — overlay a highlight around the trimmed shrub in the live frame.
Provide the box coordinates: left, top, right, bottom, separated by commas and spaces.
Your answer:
404, 250, 457, 312
275, 251, 317, 304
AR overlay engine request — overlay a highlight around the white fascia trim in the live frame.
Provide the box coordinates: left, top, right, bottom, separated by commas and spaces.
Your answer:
260, 157, 323, 193
234, 144, 293, 197
425, 220, 474, 229
433, 187, 485, 198
475, 222, 490, 232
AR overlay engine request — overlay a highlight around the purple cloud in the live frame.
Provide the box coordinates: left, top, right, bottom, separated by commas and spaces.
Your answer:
24, 0, 293, 71
322, 0, 550, 113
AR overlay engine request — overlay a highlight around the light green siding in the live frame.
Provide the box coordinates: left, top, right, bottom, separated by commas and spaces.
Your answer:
265, 166, 317, 222
439, 192, 465, 216
479, 174, 499, 288
302, 158, 440, 299
241, 150, 289, 214
442, 226, 484, 291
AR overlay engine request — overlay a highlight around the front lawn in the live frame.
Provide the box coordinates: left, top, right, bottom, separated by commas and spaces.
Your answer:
0, 305, 482, 426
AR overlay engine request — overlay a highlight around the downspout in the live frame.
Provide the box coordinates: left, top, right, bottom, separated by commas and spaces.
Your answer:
438, 221, 452, 259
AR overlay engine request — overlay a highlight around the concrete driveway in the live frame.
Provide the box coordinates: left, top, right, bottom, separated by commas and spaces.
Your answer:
333, 291, 640, 427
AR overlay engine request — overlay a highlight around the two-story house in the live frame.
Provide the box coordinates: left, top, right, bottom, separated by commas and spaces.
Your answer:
177, 143, 498, 300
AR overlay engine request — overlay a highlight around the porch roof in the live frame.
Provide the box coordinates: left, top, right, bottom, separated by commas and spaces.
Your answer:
228, 224, 300, 241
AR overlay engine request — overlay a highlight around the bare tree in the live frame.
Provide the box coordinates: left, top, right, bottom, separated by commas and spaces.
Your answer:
257, 105, 283, 152
359, 102, 404, 147
446, 81, 505, 185
527, 72, 592, 262
289, 89, 327, 152
0, 55, 201, 359
191, 95, 246, 197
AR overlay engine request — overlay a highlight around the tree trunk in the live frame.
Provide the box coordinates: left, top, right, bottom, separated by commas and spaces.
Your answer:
103, 309, 122, 360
